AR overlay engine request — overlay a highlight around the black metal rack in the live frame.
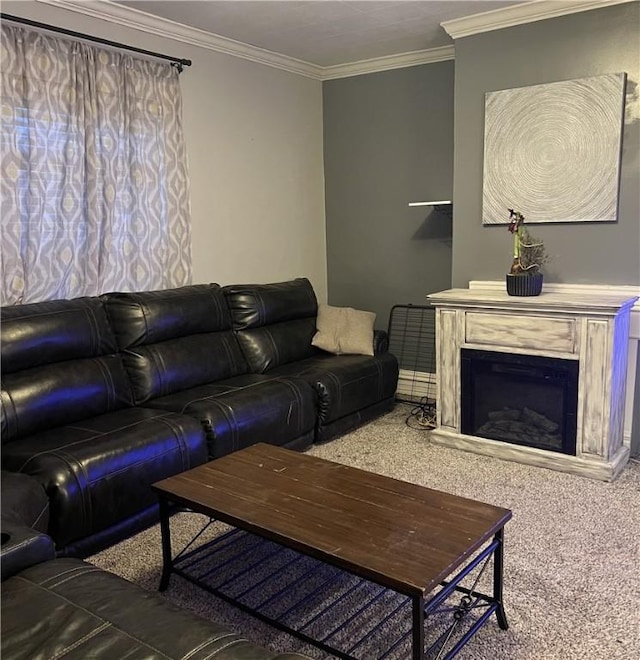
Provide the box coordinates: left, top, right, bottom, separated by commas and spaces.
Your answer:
387, 303, 437, 429
167, 520, 506, 660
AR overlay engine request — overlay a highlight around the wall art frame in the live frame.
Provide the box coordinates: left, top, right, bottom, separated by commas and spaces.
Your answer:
482, 72, 627, 225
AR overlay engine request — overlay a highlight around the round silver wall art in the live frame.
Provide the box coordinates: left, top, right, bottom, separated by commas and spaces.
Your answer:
482, 72, 626, 225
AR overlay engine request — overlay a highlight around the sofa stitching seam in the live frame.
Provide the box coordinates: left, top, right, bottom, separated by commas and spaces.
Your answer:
180, 632, 238, 659
92, 356, 117, 411
1, 386, 19, 440
39, 565, 100, 587
31, 501, 49, 529
200, 638, 247, 660
13, 574, 174, 658
1, 534, 50, 554
206, 399, 238, 452
17, 413, 174, 462
158, 415, 189, 470
50, 621, 111, 659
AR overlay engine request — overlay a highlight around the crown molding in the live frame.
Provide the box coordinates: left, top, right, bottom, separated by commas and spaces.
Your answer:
35, 0, 324, 79
442, 0, 637, 39
320, 46, 454, 81
33, 0, 634, 79
36, 0, 452, 80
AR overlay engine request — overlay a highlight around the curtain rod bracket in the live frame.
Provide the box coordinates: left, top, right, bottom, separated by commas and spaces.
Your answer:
171, 59, 192, 74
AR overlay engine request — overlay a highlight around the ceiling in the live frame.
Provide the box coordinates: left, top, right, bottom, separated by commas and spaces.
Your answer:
116, 1, 526, 67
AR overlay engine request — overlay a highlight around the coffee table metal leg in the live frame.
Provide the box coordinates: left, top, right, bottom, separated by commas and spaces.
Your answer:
158, 496, 173, 592
493, 528, 508, 630
412, 595, 425, 659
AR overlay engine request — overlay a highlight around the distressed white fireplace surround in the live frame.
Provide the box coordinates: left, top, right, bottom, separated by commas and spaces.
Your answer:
428, 283, 639, 481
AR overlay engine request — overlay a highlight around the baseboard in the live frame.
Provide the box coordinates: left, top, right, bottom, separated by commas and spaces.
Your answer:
397, 369, 436, 401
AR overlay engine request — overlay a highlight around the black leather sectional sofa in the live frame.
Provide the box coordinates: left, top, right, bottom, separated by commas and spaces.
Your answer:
1, 277, 397, 659
1, 277, 398, 557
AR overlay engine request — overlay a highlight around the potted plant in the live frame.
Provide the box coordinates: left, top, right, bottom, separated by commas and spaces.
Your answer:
506, 209, 549, 296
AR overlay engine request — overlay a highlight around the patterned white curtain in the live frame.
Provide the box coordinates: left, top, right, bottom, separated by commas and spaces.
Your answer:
0, 25, 192, 305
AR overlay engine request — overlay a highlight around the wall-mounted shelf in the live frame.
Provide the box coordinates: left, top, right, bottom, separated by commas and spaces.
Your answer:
408, 200, 452, 207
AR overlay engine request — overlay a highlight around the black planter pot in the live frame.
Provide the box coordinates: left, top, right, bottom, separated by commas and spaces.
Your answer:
506, 272, 543, 296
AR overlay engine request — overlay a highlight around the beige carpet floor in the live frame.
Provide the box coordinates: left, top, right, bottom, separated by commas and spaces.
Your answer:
90, 405, 640, 659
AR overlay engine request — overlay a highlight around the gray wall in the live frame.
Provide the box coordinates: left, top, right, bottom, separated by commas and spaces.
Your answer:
451, 2, 640, 288
322, 62, 455, 330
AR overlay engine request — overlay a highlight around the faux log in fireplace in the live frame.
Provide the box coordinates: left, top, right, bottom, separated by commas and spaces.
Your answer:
461, 349, 578, 455
427, 287, 638, 481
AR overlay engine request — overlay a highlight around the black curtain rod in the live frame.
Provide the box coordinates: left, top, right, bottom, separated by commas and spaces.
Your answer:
0, 13, 192, 71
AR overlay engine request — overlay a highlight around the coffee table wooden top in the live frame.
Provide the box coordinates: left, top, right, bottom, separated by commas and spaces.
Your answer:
153, 443, 512, 597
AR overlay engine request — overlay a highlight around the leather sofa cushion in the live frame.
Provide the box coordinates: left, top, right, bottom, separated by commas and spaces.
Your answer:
144, 375, 317, 459
1, 356, 133, 443
1, 558, 310, 659
103, 284, 231, 346
224, 278, 317, 329
1, 297, 117, 372
103, 285, 249, 403
270, 352, 399, 426
1, 298, 133, 443
231, 318, 318, 374
1, 408, 207, 549
108, 331, 248, 404
224, 279, 319, 372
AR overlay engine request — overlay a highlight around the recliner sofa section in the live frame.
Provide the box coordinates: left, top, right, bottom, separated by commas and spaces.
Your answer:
0, 473, 310, 660
101, 284, 317, 459
0, 297, 208, 556
1, 278, 398, 557
223, 278, 399, 443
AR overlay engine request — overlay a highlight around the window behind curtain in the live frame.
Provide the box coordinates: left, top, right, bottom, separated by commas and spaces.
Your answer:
0, 24, 192, 305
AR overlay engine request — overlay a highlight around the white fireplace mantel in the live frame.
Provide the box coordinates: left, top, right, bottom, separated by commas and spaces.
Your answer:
427, 285, 639, 481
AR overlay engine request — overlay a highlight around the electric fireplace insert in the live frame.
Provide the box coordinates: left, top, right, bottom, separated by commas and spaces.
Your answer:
461, 349, 579, 455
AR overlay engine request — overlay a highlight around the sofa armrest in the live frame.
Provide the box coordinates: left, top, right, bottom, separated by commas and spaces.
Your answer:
373, 329, 389, 354
1, 521, 55, 581
1, 470, 50, 532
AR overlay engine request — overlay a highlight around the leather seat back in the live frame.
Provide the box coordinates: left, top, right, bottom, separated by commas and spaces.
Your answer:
223, 278, 319, 373
1, 298, 133, 443
102, 285, 248, 403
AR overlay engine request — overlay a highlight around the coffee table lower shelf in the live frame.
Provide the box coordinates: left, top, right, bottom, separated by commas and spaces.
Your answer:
158, 515, 508, 660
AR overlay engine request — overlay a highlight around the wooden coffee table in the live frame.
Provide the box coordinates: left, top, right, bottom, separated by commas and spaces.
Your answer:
153, 443, 512, 659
